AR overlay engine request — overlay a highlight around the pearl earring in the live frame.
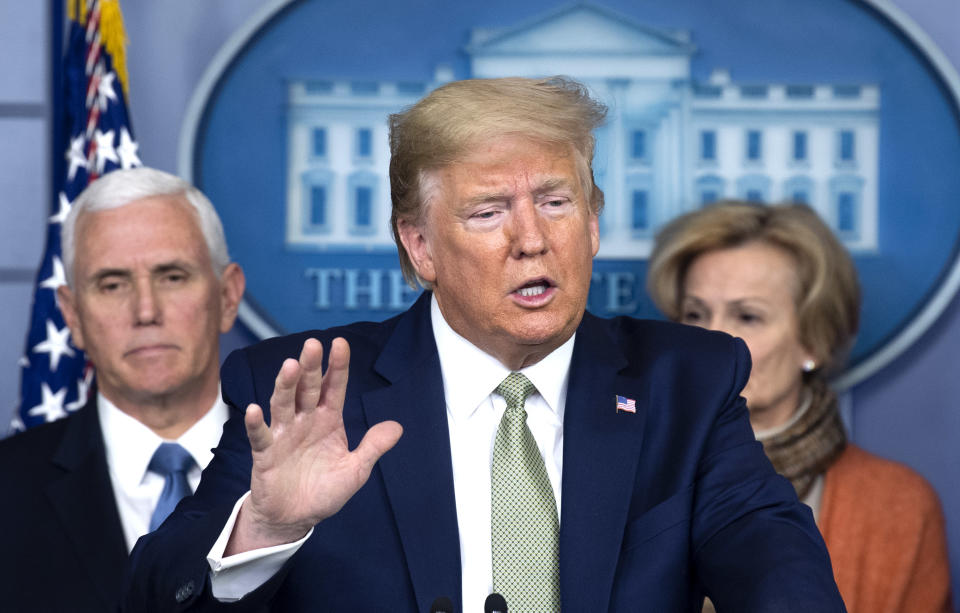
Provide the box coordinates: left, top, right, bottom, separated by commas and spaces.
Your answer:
802, 359, 816, 372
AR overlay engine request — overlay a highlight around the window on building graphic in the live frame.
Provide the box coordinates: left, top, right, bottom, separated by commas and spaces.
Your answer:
305, 81, 334, 94
693, 84, 722, 98
746, 130, 762, 161
351, 82, 379, 95
312, 128, 327, 158
300, 169, 334, 236
785, 176, 814, 206
740, 85, 768, 99
839, 130, 856, 162
356, 128, 373, 158
833, 85, 861, 99
310, 185, 327, 227
630, 130, 647, 161
793, 131, 807, 162
696, 175, 725, 206
828, 175, 863, 239
397, 82, 426, 95
355, 186, 372, 228
631, 190, 648, 230
837, 192, 856, 233
700, 130, 717, 161
736, 174, 770, 203
786, 85, 814, 99
347, 171, 378, 235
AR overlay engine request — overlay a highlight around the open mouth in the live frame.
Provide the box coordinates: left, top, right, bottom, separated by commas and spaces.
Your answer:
513, 278, 555, 300
517, 283, 549, 297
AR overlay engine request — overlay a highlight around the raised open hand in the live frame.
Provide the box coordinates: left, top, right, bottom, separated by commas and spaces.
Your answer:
226, 337, 403, 554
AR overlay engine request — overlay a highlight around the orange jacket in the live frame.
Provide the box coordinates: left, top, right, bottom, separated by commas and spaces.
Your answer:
819, 444, 952, 613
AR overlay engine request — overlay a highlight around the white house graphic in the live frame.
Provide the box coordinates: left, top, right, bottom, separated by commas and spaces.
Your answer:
285, 3, 879, 259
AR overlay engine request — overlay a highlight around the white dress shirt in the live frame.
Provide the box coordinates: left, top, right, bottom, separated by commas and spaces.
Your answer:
208, 295, 574, 612
98, 391, 228, 551
435, 297, 571, 609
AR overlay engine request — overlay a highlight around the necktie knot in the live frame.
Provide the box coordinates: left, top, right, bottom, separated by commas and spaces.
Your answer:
496, 372, 536, 412
147, 442, 195, 531
148, 442, 195, 476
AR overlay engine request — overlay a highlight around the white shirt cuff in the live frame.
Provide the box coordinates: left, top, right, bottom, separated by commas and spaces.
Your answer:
206, 491, 313, 601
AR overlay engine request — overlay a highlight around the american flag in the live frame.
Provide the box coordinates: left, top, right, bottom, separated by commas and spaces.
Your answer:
12, 0, 140, 433
616, 395, 636, 414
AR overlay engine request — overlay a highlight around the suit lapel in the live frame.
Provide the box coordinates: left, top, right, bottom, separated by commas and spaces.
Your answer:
362, 293, 463, 612
45, 398, 128, 608
560, 313, 648, 612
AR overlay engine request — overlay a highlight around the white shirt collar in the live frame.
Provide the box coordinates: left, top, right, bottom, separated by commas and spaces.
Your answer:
98, 388, 228, 490
430, 294, 574, 421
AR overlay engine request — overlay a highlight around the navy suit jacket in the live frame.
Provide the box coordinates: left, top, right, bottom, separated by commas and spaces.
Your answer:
124, 292, 844, 612
0, 396, 129, 612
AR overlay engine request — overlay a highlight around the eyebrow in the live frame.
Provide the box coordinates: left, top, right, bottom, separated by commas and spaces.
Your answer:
90, 268, 131, 283
462, 177, 576, 206
463, 192, 510, 207
684, 294, 770, 308
152, 261, 192, 275
88, 260, 193, 282
533, 177, 574, 196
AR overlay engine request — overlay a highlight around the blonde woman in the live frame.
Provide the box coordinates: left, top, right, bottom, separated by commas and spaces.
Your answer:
648, 201, 951, 612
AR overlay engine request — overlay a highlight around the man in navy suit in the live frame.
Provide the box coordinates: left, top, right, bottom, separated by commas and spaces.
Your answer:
0, 168, 244, 612
124, 77, 845, 612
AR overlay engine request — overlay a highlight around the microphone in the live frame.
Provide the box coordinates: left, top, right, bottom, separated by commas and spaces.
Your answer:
484, 593, 508, 613
430, 596, 454, 613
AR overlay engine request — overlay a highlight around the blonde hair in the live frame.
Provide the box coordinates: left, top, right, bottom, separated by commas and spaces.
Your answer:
647, 201, 860, 374
388, 76, 607, 287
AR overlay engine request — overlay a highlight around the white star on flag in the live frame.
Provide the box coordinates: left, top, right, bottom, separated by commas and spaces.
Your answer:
66, 135, 88, 181
65, 374, 92, 412
32, 319, 75, 371
50, 192, 72, 224
93, 128, 118, 174
117, 127, 141, 170
39, 256, 67, 291
9, 413, 25, 433
96, 71, 118, 110
27, 383, 68, 423
17, 355, 30, 368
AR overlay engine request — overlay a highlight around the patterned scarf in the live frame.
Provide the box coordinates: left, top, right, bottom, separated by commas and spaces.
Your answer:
757, 379, 847, 499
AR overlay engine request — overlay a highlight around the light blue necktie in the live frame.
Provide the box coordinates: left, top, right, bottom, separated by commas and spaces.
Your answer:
148, 442, 195, 531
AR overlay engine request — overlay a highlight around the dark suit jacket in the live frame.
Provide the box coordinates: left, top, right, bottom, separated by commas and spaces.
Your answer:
124, 292, 844, 612
0, 396, 128, 612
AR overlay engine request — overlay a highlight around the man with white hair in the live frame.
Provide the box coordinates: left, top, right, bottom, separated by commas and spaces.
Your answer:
0, 167, 245, 612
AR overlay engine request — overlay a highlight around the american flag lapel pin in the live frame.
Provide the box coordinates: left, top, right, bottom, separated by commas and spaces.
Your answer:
616, 395, 636, 414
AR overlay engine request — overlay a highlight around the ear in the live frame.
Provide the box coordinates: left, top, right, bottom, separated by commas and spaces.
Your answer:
57, 285, 86, 351
397, 218, 436, 284
589, 210, 600, 257
799, 343, 819, 372
218, 262, 246, 333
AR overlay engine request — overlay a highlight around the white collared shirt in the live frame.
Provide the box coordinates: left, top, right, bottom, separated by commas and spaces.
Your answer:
98, 391, 228, 551
433, 296, 571, 609
208, 296, 574, 612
